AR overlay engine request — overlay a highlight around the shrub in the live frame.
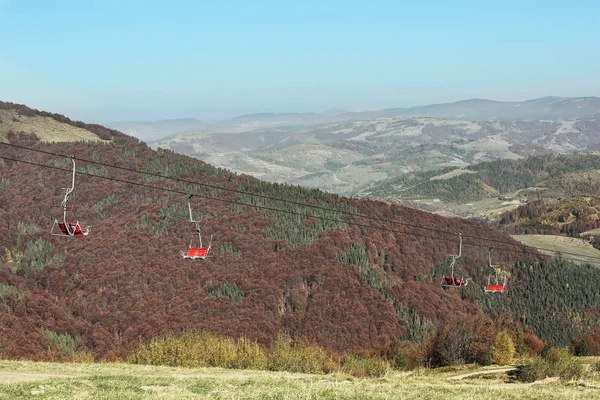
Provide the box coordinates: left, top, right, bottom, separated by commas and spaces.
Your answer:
130, 332, 341, 374
70, 351, 95, 363
513, 346, 584, 382
573, 332, 600, 356
231, 336, 267, 370
129, 331, 266, 370
490, 331, 515, 365
515, 327, 529, 357
572, 338, 589, 356
425, 316, 494, 367
268, 334, 337, 374
379, 339, 426, 370
341, 355, 390, 378
402, 342, 427, 370
380, 341, 406, 370
523, 331, 545, 356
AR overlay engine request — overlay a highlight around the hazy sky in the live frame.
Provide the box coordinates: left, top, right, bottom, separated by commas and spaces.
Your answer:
1, 0, 599, 122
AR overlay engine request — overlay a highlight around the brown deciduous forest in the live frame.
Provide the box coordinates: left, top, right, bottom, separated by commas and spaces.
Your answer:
1, 103, 600, 361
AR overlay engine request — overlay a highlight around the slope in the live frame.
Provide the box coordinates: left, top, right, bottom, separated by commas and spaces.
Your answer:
1, 102, 600, 361
363, 154, 600, 217
155, 116, 600, 196
0, 109, 107, 143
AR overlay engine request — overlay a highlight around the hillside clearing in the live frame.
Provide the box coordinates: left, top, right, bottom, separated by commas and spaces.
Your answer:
512, 235, 600, 267
1, 360, 599, 399
0, 110, 108, 143
430, 168, 476, 181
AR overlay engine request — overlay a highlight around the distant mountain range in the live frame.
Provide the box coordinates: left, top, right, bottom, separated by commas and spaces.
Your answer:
154, 116, 600, 196
106, 118, 212, 141
107, 96, 600, 140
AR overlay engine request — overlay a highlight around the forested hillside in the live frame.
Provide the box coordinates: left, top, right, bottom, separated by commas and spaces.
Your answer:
497, 197, 600, 236
365, 154, 600, 204
2, 102, 600, 361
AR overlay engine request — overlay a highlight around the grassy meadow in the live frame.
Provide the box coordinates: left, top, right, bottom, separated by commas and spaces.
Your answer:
512, 235, 600, 267
1, 360, 600, 399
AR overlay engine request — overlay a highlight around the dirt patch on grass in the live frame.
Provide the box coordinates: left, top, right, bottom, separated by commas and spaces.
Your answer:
447, 367, 516, 380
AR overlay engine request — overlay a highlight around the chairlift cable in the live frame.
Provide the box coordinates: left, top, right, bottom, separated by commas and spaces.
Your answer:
0, 141, 555, 249
1, 153, 600, 265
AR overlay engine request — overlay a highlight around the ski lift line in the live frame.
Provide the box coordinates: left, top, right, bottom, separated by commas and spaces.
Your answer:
1, 152, 597, 264
1, 142, 573, 251
0, 154, 470, 247
0, 141, 531, 247
1, 141, 392, 220
0, 153, 595, 263
2, 153, 600, 265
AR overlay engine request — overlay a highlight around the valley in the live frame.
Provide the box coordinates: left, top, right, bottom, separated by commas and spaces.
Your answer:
143, 98, 600, 200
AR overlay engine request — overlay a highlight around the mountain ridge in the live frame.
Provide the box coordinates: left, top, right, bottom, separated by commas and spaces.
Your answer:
108, 96, 600, 142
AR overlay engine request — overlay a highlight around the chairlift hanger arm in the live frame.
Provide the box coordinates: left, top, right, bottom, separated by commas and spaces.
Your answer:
187, 195, 195, 223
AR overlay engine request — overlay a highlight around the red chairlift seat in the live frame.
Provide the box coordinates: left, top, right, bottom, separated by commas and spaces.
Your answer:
182, 247, 210, 260
485, 283, 505, 293
443, 276, 467, 287
57, 221, 89, 237
453, 277, 466, 287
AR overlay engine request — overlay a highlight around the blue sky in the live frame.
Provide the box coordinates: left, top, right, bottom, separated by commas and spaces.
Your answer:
1, 0, 599, 122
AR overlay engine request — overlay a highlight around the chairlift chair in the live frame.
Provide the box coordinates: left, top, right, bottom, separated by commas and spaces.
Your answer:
485, 249, 507, 294
441, 233, 469, 288
50, 157, 91, 237
180, 195, 212, 260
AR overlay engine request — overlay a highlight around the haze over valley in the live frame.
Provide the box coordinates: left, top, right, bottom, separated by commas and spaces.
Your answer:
114, 97, 600, 205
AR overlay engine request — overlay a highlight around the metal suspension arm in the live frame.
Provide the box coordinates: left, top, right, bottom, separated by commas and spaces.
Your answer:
187, 195, 195, 223
59, 157, 77, 236
451, 233, 462, 260
60, 158, 77, 209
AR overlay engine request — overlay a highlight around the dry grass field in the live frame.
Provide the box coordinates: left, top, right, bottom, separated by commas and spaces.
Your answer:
0, 110, 108, 143
512, 235, 600, 268
1, 360, 600, 399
